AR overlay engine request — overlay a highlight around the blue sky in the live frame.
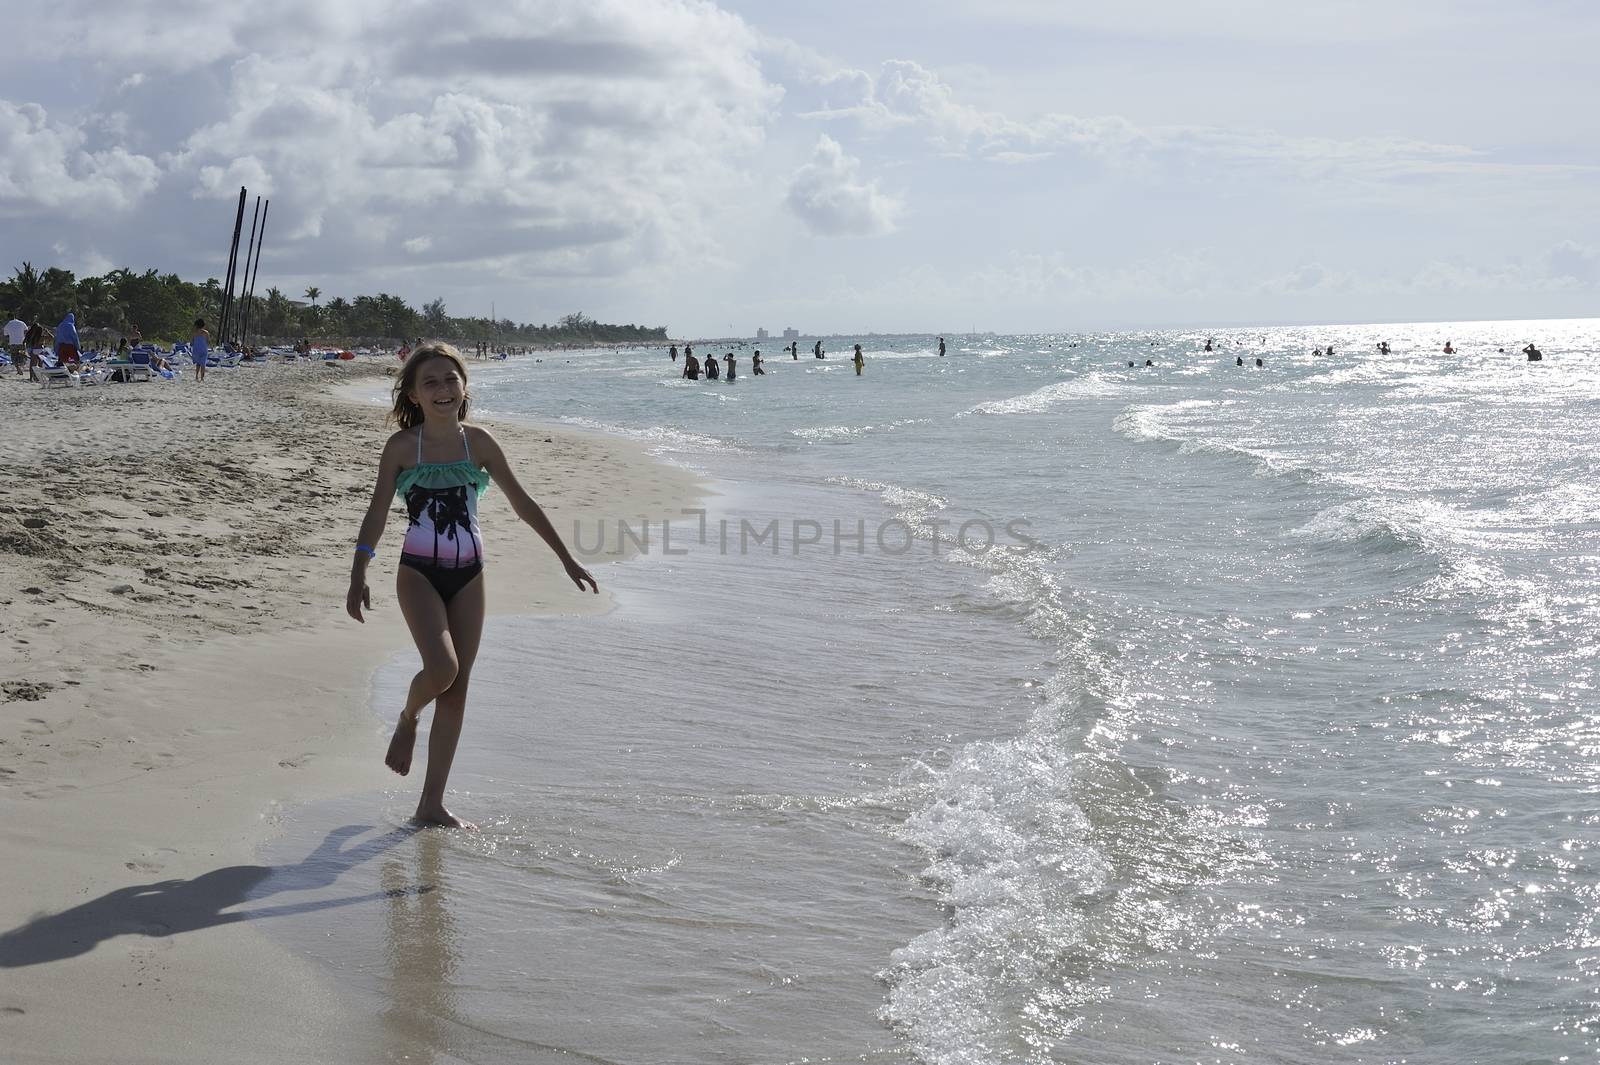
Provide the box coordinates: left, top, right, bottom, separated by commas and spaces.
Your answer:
2, 0, 1596, 334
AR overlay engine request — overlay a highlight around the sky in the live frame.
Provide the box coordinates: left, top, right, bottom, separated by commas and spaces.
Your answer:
3, 0, 1597, 335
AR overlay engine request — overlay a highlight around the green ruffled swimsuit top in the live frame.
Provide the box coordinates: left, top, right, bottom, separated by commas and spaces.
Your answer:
396, 427, 491, 567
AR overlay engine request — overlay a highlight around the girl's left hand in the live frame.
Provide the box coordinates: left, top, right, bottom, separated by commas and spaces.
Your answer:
564, 557, 598, 593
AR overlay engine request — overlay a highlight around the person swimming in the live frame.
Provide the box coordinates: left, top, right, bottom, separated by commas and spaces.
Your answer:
1236, 356, 1243, 366
1443, 340, 1455, 354
814, 339, 825, 359
705, 354, 720, 380
683, 354, 701, 380
1204, 337, 1213, 352
1524, 343, 1543, 361
1255, 357, 1263, 367
752, 351, 764, 375
725, 353, 737, 381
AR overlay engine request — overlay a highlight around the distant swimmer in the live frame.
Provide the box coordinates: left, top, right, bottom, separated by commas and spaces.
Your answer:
814, 339, 825, 359
938, 336, 946, 357
1326, 344, 1335, 355
1204, 337, 1213, 352
1145, 359, 1154, 367
725, 353, 737, 381
670, 344, 678, 362
852, 344, 864, 376
705, 354, 720, 380
1443, 340, 1455, 354
790, 341, 799, 360
1378, 341, 1390, 355
752, 351, 765, 375
1236, 356, 1244, 366
1128, 361, 1135, 367
1255, 357, 1263, 367
684, 354, 701, 380
1314, 347, 1323, 356
1524, 343, 1543, 361
685, 343, 694, 363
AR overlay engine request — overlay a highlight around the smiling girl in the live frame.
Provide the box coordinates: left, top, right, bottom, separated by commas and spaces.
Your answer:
347, 342, 597, 828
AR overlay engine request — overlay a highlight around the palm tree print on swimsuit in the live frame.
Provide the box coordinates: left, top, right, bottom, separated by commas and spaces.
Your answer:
403, 485, 480, 566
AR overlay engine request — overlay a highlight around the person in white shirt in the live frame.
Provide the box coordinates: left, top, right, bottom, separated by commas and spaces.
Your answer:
3, 313, 25, 375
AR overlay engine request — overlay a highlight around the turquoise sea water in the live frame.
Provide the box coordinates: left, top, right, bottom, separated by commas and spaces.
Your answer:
266, 319, 1600, 1064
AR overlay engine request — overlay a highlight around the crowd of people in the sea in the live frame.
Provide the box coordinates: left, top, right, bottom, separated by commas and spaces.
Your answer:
668, 336, 953, 382
1128, 334, 1551, 369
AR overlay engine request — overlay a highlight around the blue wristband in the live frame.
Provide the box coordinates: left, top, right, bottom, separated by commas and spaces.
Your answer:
355, 544, 376, 558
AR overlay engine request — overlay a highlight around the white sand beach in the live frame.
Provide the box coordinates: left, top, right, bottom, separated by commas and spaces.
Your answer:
0, 361, 702, 1063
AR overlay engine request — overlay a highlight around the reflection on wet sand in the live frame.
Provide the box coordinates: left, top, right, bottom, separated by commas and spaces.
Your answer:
381, 829, 461, 1065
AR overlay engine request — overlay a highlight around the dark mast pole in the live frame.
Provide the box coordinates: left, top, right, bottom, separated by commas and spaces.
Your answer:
241, 199, 269, 348
218, 186, 247, 343
234, 196, 261, 347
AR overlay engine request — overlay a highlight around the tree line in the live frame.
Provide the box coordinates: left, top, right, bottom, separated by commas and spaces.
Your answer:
0, 263, 668, 347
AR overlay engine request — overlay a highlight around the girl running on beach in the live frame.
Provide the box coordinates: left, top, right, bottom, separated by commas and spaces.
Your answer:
346, 342, 597, 828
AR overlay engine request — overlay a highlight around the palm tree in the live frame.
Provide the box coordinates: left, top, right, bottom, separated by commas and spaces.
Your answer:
1, 262, 47, 320
304, 286, 320, 308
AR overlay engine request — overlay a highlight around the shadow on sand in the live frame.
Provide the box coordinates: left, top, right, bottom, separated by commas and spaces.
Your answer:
0, 823, 429, 968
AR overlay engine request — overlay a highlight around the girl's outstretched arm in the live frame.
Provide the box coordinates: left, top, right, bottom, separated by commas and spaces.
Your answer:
347, 434, 406, 622
470, 426, 598, 593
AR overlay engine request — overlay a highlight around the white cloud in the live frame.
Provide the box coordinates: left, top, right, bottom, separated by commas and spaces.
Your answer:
0, 101, 161, 217
3, 0, 781, 287
785, 135, 902, 237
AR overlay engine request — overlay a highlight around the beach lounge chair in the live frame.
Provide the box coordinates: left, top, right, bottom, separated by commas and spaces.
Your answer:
37, 352, 74, 389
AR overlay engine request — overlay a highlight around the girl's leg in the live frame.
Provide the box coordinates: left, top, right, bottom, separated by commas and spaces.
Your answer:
388, 566, 459, 776
415, 573, 485, 828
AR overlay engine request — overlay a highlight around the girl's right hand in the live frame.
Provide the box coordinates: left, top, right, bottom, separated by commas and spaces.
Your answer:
346, 581, 371, 623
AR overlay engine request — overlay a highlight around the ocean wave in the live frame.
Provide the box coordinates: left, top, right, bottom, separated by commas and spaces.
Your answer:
825, 475, 948, 535
1113, 401, 1316, 482
960, 375, 1135, 416
881, 720, 1112, 1064
556, 415, 726, 451
1289, 499, 1435, 558
790, 418, 932, 442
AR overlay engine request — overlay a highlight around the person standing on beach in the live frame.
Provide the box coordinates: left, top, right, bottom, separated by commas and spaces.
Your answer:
3, 313, 23, 375
852, 344, 864, 376
191, 318, 210, 382
54, 312, 80, 366
346, 342, 596, 828
23, 320, 44, 380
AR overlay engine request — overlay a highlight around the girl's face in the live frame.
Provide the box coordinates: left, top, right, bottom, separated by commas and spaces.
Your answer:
410, 358, 465, 421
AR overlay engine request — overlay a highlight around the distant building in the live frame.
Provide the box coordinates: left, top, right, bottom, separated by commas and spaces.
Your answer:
756, 327, 769, 341
782, 326, 800, 341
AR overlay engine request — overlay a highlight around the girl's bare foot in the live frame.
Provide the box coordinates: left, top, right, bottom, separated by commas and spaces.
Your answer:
385, 713, 418, 775
413, 803, 477, 830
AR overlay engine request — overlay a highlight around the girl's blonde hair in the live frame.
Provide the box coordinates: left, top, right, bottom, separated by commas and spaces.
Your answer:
391, 342, 471, 429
